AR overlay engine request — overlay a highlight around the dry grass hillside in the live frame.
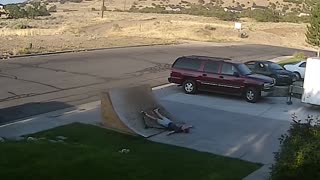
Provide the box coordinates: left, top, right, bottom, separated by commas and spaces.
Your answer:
86, 0, 304, 11
0, 0, 312, 57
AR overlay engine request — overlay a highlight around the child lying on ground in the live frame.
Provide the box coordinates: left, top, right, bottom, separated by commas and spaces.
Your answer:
141, 108, 193, 135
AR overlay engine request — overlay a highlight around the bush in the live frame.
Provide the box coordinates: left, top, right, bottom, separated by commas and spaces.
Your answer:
69, 0, 83, 3
111, 24, 122, 31
280, 14, 310, 23
4, 4, 27, 19
204, 25, 216, 31
271, 114, 320, 180
48, 5, 57, 12
10, 21, 33, 29
293, 52, 307, 59
215, 10, 239, 21
243, 9, 280, 22
5, 2, 50, 19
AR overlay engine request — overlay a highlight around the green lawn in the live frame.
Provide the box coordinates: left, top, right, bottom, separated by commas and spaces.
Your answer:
278, 57, 303, 66
0, 123, 261, 180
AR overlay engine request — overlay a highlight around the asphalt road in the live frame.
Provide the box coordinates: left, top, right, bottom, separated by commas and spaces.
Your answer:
0, 42, 315, 124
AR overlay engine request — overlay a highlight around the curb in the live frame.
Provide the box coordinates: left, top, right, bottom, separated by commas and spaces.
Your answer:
243, 164, 271, 180
268, 56, 293, 63
0, 42, 178, 60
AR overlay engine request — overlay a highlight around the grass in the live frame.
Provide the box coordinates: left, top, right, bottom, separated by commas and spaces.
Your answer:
278, 52, 307, 66
277, 57, 302, 66
0, 123, 261, 180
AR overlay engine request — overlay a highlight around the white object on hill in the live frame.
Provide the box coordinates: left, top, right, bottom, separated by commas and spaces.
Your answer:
234, 22, 242, 31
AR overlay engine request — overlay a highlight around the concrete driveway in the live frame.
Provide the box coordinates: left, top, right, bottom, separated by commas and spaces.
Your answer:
150, 85, 320, 165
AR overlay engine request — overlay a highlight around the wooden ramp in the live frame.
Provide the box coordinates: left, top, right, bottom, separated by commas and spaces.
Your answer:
101, 84, 178, 137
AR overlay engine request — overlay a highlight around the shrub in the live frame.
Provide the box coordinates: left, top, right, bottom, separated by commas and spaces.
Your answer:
279, 13, 310, 23
62, 9, 77, 12
48, 5, 57, 12
111, 24, 122, 31
243, 9, 280, 22
69, 0, 83, 3
4, 4, 27, 19
215, 10, 239, 21
204, 25, 216, 31
5, 2, 50, 19
10, 21, 33, 29
293, 52, 307, 59
271, 114, 320, 180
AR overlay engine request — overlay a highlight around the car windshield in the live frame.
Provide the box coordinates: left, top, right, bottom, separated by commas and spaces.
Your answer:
268, 63, 284, 70
237, 64, 252, 75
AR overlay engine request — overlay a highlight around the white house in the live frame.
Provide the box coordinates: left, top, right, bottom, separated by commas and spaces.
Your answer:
0, 4, 4, 10
298, 13, 310, 17
224, 7, 242, 13
165, 6, 181, 12
251, 5, 268, 10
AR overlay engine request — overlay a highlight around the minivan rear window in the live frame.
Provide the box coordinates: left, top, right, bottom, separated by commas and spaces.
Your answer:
173, 58, 202, 71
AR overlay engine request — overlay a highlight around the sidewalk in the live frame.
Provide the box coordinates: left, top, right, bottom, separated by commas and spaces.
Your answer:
0, 101, 101, 138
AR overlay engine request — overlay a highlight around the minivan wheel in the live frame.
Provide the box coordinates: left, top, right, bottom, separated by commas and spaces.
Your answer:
183, 80, 197, 94
245, 87, 260, 103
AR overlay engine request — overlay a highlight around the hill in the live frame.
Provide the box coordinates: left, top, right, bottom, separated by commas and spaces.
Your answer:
27, 0, 311, 13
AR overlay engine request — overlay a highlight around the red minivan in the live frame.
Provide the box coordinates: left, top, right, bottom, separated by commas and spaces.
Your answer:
168, 55, 275, 103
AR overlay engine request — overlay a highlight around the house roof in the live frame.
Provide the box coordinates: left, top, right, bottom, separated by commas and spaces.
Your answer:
225, 6, 243, 11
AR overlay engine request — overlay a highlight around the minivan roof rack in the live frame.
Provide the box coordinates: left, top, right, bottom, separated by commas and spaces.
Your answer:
183, 55, 232, 61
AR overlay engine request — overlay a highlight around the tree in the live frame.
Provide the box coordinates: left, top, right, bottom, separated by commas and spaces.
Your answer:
4, 4, 26, 19
306, 2, 320, 56
305, 0, 318, 12
26, 5, 37, 19
48, 5, 57, 12
5, 2, 50, 19
38, 4, 50, 16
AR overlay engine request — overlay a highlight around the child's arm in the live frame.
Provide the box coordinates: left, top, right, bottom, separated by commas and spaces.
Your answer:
166, 130, 176, 136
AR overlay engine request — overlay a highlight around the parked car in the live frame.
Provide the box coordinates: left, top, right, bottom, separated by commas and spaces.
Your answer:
283, 60, 306, 80
244, 61, 297, 85
168, 55, 275, 103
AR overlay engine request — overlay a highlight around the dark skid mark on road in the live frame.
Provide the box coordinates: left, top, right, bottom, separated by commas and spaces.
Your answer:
0, 81, 105, 103
121, 55, 171, 77
0, 93, 38, 102
128, 63, 171, 77
7, 62, 114, 82
0, 72, 62, 90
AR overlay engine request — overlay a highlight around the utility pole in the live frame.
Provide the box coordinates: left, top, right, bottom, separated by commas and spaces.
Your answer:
102, 0, 105, 18
123, 0, 127, 11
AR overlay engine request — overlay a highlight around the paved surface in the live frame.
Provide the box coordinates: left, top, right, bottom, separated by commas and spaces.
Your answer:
1, 85, 319, 179
1, 85, 318, 161
0, 42, 315, 124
